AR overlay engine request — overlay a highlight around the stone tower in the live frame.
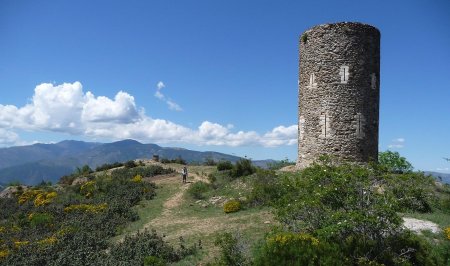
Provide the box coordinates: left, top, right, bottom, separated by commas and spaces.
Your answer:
297, 22, 380, 168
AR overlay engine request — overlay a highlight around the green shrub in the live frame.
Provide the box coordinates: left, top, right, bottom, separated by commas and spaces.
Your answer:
109, 230, 197, 264
28, 213, 54, 227
223, 200, 241, 213
248, 170, 283, 206
110, 165, 174, 180
76, 165, 93, 176
160, 157, 186, 165
270, 161, 442, 265
144, 256, 166, 266
214, 232, 249, 266
187, 181, 210, 200
95, 162, 123, 171
254, 231, 346, 265
232, 159, 255, 178
378, 150, 413, 173
124, 160, 138, 169
383, 172, 436, 213
217, 161, 233, 171
301, 33, 308, 43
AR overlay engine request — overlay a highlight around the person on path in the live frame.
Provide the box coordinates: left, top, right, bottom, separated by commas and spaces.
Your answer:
182, 166, 188, 183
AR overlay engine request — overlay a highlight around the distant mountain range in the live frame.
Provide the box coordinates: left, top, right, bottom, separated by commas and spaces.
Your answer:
3, 139, 445, 187
0, 140, 244, 185
424, 171, 450, 185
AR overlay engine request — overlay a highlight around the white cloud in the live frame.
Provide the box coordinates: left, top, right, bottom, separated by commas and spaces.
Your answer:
82, 91, 139, 123
157, 81, 165, 90
262, 125, 298, 147
154, 90, 164, 100
0, 82, 140, 134
388, 137, 405, 149
166, 99, 183, 111
154, 81, 183, 111
0, 129, 21, 146
0, 81, 298, 148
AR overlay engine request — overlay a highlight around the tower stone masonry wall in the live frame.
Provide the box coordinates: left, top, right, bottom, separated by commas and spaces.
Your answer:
297, 22, 380, 168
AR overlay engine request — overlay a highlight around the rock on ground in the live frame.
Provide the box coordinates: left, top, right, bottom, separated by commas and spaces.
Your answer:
402, 217, 440, 234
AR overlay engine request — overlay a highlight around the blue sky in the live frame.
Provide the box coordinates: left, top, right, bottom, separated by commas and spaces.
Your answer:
0, 0, 449, 172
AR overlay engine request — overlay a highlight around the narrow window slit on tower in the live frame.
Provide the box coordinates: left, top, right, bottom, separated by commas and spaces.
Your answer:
339, 65, 349, 84
354, 113, 366, 139
320, 112, 332, 139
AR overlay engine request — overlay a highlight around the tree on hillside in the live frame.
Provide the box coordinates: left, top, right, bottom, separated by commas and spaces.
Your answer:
75, 165, 93, 176
378, 151, 413, 173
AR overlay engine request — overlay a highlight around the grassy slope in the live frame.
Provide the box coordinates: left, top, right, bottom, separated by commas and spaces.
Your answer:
115, 163, 274, 265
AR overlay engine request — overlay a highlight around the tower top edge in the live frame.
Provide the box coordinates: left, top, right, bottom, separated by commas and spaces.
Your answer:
302, 22, 380, 36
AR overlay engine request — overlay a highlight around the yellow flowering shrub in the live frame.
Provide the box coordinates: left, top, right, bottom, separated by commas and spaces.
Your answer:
0, 249, 9, 260
64, 203, 108, 213
18, 189, 42, 204
18, 189, 57, 206
132, 174, 143, 183
14, 241, 29, 248
0, 227, 5, 234
253, 232, 341, 265
11, 225, 20, 232
56, 227, 73, 237
80, 181, 96, 197
445, 227, 450, 240
267, 232, 319, 247
34, 191, 57, 207
223, 199, 241, 213
37, 236, 57, 246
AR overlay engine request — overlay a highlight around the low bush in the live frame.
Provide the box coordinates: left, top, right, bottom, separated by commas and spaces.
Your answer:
214, 232, 249, 266
217, 161, 233, 171
208, 170, 233, 190
110, 165, 174, 180
254, 231, 346, 265
109, 230, 198, 265
28, 213, 54, 227
95, 162, 124, 172
132, 174, 143, 183
223, 199, 241, 213
232, 159, 255, 178
187, 181, 210, 200
247, 170, 283, 206
124, 160, 138, 169
160, 157, 187, 165
144, 256, 166, 266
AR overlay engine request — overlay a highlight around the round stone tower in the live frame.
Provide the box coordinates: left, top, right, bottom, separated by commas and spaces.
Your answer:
297, 22, 380, 168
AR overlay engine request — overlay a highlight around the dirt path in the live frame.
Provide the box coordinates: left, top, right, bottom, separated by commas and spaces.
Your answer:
116, 165, 274, 264
142, 169, 273, 241
150, 170, 206, 218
